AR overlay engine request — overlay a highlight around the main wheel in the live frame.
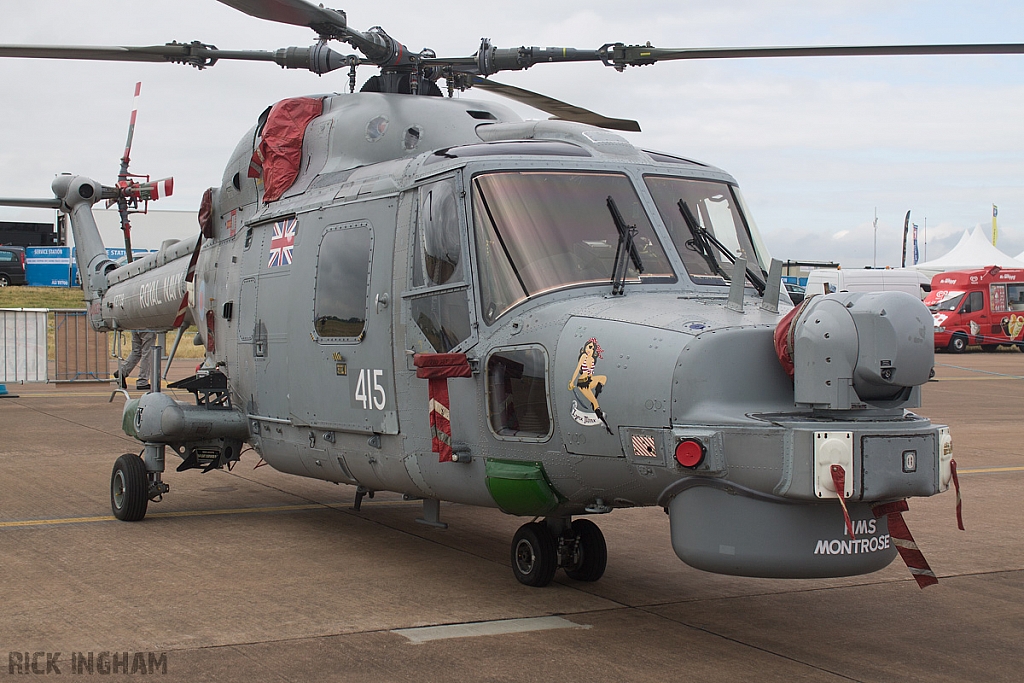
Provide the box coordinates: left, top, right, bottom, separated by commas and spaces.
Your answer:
111, 454, 149, 521
564, 519, 608, 582
511, 522, 557, 587
948, 333, 969, 353
0, 274, 9, 287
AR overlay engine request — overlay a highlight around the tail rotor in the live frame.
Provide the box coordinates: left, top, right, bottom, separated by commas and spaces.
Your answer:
106, 82, 174, 262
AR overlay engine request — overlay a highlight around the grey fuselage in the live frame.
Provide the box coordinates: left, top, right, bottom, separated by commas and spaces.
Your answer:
89, 91, 950, 579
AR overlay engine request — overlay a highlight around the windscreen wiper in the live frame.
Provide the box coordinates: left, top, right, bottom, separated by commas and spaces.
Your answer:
607, 196, 644, 295
677, 199, 766, 296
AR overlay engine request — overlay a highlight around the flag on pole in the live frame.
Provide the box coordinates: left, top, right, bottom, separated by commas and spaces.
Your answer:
902, 211, 911, 268
913, 224, 919, 265
993, 205, 999, 245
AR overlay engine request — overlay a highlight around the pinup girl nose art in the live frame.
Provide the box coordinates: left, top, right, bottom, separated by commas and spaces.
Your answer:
568, 338, 613, 434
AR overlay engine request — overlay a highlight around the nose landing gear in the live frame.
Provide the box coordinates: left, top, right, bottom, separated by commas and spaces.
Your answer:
110, 453, 149, 521
110, 449, 170, 522
511, 518, 608, 587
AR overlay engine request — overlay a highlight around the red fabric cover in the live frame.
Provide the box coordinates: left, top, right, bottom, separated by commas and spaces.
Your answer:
198, 187, 214, 238
414, 353, 473, 462
413, 353, 473, 379
773, 298, 810, 378
249, 97, 323, 203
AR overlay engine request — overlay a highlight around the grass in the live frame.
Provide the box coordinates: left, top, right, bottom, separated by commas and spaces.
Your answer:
1, 286, 204, 361
0, 286, 86, 309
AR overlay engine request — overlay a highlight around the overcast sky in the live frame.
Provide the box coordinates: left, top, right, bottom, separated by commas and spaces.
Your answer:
1, 0, 1022, 266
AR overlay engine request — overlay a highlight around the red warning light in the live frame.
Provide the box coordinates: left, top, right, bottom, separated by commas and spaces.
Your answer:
675, 439, 706, 468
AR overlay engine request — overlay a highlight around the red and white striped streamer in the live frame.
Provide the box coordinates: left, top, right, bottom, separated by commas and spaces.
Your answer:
873, 500, 938, 589
830, 464, 856, 540
950, 459, 964, 531
414, 353, 473, 462
172, 234, 203, 329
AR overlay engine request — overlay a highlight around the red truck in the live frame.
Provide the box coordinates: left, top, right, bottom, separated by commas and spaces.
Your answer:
925, 266, 1024, 352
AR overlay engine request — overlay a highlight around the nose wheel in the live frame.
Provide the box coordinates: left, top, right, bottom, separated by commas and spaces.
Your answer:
110, 453, 149, 521
511, 518, 607, 587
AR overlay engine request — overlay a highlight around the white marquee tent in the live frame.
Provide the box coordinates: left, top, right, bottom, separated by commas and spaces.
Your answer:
910, 227, 1024, 279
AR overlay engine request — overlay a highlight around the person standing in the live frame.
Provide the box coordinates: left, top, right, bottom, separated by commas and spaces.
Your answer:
114, 330, 156, 391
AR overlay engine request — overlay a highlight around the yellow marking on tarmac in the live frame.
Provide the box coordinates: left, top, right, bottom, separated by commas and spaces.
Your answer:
958, 466, 1024, 474
932, 376, 1024, 382
0, 500, 415, 529
7, 392, 191, 399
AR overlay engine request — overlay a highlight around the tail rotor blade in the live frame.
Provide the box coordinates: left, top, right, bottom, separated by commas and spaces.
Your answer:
121, 82, 142, 171
125, 177, 174, 202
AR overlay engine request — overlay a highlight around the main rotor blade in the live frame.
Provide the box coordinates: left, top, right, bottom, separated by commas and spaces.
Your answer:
472, 77, 640, 133
0, 198, 62, 210
214, 0, 407, 66
0, 42, 359, 74
606, 42, 1024, 67
427, 41, 1024, 78
0, 43, 276, 68
215, 0, 348, 37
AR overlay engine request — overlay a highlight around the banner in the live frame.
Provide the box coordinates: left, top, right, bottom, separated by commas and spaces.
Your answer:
913, 224, 919, 265
25, 247, 72, 287
993, 205, 998, 245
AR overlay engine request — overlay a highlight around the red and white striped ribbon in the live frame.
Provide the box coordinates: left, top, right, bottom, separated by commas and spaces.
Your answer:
950, 458, 964, 531
873, 500, 938, 589
172, 234, 203, 329
414, 353, 473, 462
829, 464, 856, 540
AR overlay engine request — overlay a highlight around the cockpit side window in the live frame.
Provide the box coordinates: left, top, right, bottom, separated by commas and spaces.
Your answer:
486, 346, 552, 440
405, 177, 474, 353
414, 179, 463, 287
644, 175, 766, 287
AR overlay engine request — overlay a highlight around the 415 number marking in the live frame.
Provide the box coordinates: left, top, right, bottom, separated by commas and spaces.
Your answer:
354, 368, 387, 410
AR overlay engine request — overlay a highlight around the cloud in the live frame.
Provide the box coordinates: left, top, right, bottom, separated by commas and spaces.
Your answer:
0, 0, 1021, 270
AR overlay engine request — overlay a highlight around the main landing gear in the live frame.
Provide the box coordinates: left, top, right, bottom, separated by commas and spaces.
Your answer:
511, 518, 607, 587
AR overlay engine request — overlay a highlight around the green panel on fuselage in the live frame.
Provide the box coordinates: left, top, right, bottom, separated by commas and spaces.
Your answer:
484, 459, 561, 516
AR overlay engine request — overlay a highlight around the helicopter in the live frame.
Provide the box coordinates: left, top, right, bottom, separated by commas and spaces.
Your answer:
0, 0, 1009, 588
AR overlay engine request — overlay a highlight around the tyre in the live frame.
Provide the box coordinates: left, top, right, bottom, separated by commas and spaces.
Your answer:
948, 333, 968, 353
981, 344, 998, 352
511, 522, 557, 587
0, 274, 9, 287
564, 518, 608, 582
111, 454, 148, 521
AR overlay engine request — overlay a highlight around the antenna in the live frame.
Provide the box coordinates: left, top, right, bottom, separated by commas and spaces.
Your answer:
873, 207, 878, 267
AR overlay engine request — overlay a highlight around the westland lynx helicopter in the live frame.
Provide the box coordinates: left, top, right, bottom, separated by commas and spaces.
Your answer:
2, 0, 1012, 587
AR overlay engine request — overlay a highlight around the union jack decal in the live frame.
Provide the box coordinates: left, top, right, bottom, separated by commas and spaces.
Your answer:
268, 217, 297, 268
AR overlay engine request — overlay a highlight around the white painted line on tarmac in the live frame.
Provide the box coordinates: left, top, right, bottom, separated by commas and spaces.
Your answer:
958, 466, 1024, 474
392, 616, 590, 644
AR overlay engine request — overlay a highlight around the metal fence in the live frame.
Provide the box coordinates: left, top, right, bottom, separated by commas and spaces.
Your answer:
1, 308, 48, 383
52, 309, 109, 382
